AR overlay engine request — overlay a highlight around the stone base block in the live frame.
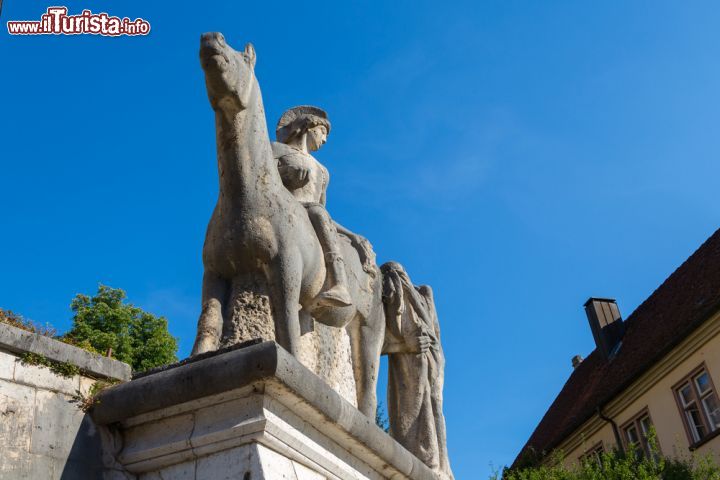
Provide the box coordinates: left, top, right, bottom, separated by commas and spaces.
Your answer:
92, 341, 436, 480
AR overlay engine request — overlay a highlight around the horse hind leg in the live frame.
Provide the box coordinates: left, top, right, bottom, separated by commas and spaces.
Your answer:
191, 271, 229, 356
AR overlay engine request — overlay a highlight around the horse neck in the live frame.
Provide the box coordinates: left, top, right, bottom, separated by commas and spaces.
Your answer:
215, 79, 279, 201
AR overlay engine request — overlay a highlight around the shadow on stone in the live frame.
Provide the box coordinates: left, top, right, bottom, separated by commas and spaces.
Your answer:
58, 414, 105, 480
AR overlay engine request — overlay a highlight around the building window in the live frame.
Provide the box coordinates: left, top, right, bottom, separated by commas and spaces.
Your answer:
621, 409, 658, 460
580, 442, 604, 465
674, 366, 720, 445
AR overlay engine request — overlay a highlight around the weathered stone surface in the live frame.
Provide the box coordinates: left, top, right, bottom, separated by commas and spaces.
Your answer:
0, 450, 55, 480
92, 341, 438, 479
0, 379, 35, 450
255, 444, 309, 479
190, 394, 264, 449
0, 323, 131, 381
216, 282, 358, 406
139, 461, 196, 480
297, 321, 357, 404
14, 359, 79, 395
195, 445, 261, 480
219, 280, 274, 347
122, 412, 195, 466
293, 460, 327, 480
31, 390, 85, 459
0, 349, 17, 380
1, 370, 109, 479
92, 341, 276, 425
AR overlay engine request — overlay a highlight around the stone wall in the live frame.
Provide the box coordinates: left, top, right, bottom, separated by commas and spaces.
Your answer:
0, 322, 131, 479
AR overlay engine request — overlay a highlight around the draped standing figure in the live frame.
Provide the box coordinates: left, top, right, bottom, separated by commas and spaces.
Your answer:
381, 261, 454, 480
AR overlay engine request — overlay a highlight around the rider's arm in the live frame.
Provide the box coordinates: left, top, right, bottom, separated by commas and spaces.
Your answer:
334, 220, 352, 237
333, 219, 377, 273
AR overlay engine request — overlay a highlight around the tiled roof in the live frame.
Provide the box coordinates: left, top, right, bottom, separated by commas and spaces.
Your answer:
514, 228, 720, 467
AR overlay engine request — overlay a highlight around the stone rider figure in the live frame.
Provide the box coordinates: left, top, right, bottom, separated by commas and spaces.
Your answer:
271, 106, 356, 307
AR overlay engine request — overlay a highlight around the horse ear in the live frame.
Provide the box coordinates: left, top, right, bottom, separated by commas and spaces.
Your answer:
244, 43, 256, 68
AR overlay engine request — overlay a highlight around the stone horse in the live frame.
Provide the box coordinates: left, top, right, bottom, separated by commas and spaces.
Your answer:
191, 32, 384, 416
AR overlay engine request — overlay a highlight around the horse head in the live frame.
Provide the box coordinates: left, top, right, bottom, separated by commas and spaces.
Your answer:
199, 32, 257, 116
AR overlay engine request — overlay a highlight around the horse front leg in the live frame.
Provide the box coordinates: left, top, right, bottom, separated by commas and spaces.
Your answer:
191, 270, 229, 356
349, 298, 384, 418
268, 254, 302, 357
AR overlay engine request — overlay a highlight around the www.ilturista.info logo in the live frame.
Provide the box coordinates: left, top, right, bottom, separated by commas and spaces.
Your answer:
7, 7, 150, 36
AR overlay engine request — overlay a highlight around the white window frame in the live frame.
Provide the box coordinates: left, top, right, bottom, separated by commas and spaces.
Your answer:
674, 365, 719, 446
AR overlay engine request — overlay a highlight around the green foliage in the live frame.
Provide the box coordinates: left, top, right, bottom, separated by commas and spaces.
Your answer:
63, 285, 178, 372
19, 352, 80, 378
50, 360, 81, 378
496, 440, 720, 480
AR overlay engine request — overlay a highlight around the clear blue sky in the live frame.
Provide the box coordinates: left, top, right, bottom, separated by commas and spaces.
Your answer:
3, 1, 720, 477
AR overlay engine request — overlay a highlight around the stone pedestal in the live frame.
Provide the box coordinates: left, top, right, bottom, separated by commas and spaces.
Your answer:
92, 341, 436, 480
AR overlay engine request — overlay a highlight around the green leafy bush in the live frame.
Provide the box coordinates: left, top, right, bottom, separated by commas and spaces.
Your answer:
496, 442, 720, 480
63, 285, 178, 372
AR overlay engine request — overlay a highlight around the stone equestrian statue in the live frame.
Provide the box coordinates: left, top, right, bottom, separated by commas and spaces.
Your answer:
191, 32, 385, 417
191, 32, 452, 475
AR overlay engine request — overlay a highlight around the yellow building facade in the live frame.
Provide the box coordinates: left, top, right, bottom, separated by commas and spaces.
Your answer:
562, 310, 720, 466
514, 229, 720, 469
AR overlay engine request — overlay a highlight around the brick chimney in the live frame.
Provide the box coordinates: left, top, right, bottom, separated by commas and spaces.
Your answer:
584, 298, 625, 360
